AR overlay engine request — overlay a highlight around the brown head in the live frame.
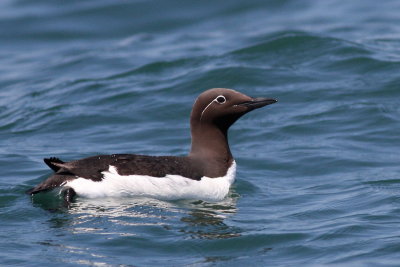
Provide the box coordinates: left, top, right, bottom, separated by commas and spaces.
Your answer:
189, 88, 277, 164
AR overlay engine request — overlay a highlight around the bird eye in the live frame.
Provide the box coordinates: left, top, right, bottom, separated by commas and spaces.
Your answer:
216, 95, 226, 104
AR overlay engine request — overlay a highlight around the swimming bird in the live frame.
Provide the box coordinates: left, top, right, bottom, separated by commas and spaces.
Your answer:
26, 88, 276, 203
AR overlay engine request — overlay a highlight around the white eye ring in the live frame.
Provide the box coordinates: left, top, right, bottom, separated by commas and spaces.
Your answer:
215, 95, 226, 104
200, 95, 227, 121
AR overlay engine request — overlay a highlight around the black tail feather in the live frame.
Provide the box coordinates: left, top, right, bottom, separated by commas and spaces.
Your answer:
44, 157, 65, 172
25, 183, 57, 195
26, 173, 73, 195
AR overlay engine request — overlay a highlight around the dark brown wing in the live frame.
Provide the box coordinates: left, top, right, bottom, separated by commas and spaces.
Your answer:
26, 154, 204, 195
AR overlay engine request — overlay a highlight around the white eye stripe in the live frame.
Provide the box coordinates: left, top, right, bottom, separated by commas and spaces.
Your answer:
200, 95, 226, 121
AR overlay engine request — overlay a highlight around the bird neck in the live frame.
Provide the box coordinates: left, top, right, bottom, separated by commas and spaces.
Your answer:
189, 121, 233, 163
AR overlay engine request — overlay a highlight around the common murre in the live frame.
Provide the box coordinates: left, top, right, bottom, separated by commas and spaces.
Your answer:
26, 88, 277, 203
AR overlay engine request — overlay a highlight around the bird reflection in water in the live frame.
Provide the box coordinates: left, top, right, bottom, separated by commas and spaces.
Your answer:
30, 190, 241, 240
179, 197, 241, 239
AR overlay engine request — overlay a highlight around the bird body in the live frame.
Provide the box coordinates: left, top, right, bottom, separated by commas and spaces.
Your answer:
27, 88, 276, 203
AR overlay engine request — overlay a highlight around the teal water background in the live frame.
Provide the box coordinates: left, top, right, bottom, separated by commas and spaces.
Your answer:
1, 0, 400, 266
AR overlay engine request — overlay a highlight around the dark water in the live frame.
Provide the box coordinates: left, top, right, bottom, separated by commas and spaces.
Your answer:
1, 0, 400, 266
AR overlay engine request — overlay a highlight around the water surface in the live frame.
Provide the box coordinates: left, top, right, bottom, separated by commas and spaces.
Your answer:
1, 0, 400, 266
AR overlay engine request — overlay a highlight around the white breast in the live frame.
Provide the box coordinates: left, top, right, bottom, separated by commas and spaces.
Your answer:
64, 161, 236, 201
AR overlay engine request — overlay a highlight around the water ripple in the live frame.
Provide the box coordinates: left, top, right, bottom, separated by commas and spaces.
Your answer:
2, 0, 400, 266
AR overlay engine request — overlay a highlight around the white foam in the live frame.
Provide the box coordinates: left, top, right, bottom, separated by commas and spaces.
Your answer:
64, 161, 236, 202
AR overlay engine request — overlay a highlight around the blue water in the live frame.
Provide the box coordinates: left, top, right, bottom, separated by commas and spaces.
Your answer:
1, 0, 400, 266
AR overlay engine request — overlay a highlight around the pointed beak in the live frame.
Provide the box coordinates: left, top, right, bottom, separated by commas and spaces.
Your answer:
237, 97, 277, 110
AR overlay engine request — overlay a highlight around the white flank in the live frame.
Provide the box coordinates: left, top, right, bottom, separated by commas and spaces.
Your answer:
64, 161, 236, 201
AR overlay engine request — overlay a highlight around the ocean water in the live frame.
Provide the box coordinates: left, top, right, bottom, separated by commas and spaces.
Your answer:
1, 0, 400, 266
